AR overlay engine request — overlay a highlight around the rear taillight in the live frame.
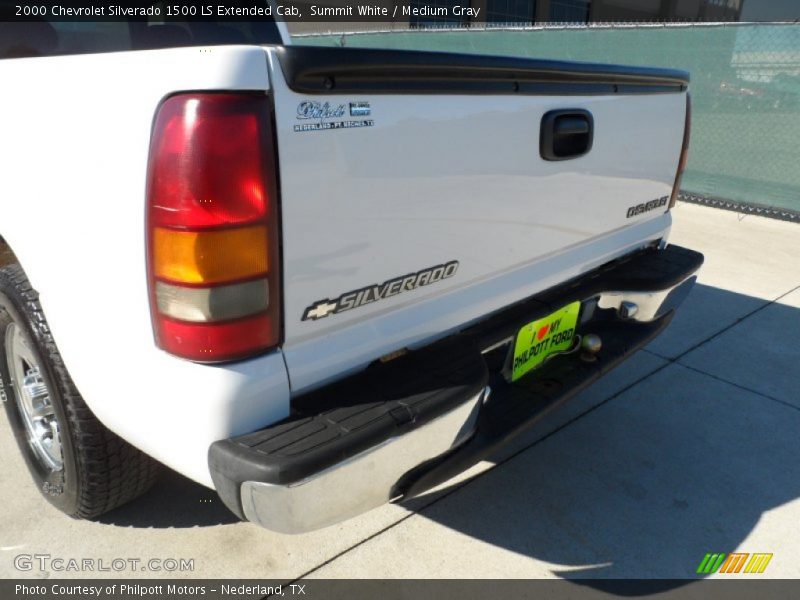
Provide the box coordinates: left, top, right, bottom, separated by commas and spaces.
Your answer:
146, 93, 281, 362
669, 93, 691, 209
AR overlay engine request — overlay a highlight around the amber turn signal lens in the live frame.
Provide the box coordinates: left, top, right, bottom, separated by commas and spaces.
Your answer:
152, 225, 269, 285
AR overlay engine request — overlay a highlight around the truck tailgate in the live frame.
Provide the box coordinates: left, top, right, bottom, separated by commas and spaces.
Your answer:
266, 46, 689, 392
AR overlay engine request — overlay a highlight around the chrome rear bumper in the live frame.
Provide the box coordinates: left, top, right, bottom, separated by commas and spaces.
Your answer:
240, 388, 487, 533
210, 244, 703, 534
596, 275, 697, 323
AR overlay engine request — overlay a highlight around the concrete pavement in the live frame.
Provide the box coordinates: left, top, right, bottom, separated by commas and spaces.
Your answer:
1, 202, 798, 581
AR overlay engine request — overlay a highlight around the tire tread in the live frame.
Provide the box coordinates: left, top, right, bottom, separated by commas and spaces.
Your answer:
0, 263, 159, 519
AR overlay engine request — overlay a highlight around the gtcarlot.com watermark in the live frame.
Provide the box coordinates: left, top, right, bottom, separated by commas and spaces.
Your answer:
14, 554, 194, 573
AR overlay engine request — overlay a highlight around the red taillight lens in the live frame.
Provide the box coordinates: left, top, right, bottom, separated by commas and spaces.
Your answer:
156, 314, 277, 362
669, 93, 691, 209
146, 93, 281, 362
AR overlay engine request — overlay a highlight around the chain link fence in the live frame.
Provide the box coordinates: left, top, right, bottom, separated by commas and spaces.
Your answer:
296, 22, 800, 221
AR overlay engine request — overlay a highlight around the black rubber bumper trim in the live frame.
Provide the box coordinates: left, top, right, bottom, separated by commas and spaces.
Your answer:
209, 334, 489, 519
276, 46, 689, 96
209, 244, 703, 520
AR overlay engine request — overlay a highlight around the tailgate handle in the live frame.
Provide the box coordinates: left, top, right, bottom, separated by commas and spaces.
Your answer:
540, 109, 594, 161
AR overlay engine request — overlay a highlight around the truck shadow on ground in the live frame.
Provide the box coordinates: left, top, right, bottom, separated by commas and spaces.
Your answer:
401, 283, 800, 591
98, 469, 239, 528
100, 283, 800, 587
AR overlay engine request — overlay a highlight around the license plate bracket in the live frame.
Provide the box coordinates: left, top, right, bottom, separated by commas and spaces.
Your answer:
510, 301, 581, 382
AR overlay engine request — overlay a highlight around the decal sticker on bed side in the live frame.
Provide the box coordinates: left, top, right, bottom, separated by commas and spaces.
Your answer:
294, 100, 374, 133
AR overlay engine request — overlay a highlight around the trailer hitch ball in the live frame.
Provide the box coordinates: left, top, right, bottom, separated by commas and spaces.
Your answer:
580, 334, 602, 362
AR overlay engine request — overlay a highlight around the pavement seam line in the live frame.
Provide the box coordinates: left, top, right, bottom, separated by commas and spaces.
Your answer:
672, 283, 800, 359
276, 284, 800, 587
667, 282, 800, 413
678, 363, 800, 414
278, 360, 671, 587
641, 284, 799, 362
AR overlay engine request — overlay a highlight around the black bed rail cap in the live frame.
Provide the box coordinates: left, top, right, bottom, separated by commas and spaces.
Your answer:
276, 45, 690, 95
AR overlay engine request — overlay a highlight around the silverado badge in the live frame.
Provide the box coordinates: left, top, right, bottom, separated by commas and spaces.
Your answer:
302, 261, 459, 321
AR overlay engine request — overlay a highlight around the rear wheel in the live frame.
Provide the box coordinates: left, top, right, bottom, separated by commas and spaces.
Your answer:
0, 263, 159, 518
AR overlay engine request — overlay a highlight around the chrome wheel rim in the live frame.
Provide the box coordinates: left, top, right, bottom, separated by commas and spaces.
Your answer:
4, 323, 63, 471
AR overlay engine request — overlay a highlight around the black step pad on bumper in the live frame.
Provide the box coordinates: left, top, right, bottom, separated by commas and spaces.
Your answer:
209, 336, 488, 519
209, 244, 703, 528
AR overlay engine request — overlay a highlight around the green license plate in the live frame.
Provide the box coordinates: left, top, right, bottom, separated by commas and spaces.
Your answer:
511, 300, 581, 382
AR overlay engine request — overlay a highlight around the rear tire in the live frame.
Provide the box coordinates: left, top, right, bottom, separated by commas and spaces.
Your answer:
0, 263, 159, 518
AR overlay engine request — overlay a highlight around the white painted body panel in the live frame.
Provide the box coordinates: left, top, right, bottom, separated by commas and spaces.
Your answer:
0, 44, 684, 486
0, 46, 290, 486
266, 49, 684, 392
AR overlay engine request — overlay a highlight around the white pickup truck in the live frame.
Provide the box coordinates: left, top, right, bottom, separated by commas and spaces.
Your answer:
0, 15, 701, 533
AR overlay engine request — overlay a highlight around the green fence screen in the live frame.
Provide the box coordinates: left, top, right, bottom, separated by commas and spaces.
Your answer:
298, 24, 800, 218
